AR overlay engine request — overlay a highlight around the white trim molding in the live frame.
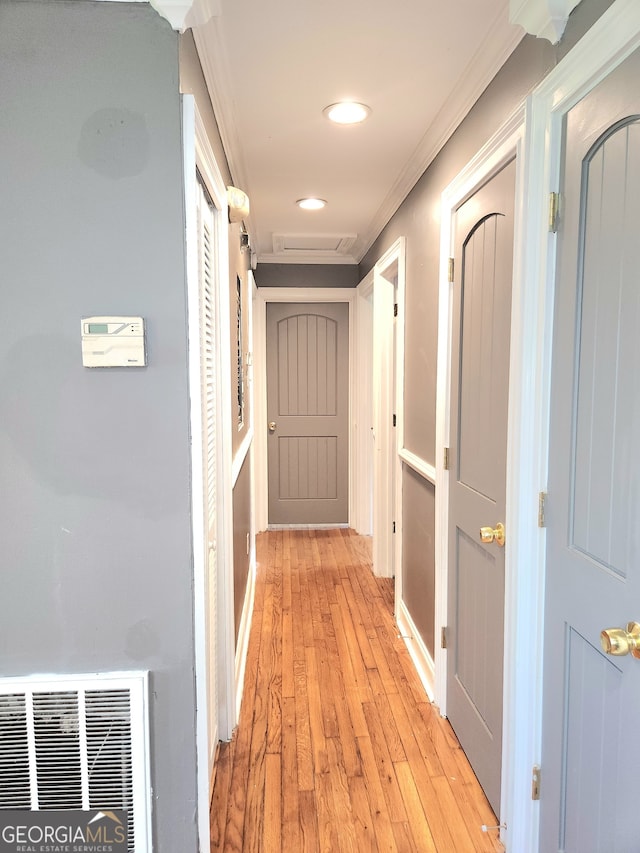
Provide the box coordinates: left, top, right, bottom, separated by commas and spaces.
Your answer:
183, 95, 233, 853
191, 102, 237, 749
397, 600, 435, 702
398, 448, 436, 486
94, 0, 220, 31
183, 97, 209, 853
510, 4, 640, 851
234, 549, 256, 718
232, 426, 254, 488
354, 270, 375, 536
436, 103, 527, 853
509, 0, 580, 43
371, 238, 406, 583
253, 287, 357, 533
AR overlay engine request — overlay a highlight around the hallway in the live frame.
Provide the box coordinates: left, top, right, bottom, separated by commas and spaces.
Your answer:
210, 528, 504, 852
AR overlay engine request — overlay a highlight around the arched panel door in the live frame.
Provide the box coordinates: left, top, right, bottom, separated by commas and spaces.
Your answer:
266, 302, 349, 525
541, 48, 640, 853
447, 159, 516, 817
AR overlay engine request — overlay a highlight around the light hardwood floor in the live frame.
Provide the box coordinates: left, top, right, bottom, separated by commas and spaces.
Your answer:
210, 528, 505, 852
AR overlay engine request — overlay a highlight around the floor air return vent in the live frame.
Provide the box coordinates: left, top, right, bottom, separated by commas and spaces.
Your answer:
0, 672, 152, 852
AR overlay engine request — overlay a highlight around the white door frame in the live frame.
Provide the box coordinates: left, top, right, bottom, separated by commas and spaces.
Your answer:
369, 239, 405, 580
183, 97, 235, 853
435, 105, 527, 848
254, 287, 357, 531
433, 4, 640, 851
353, 270, 374, 536
513, 4, 640, 851
370, 237, 438, 690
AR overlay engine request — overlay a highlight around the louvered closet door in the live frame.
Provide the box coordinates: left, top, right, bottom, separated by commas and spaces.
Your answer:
196, 180, 219, 769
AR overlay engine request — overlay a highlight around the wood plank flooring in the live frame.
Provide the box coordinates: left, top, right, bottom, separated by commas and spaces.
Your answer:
210, 528, 505, 852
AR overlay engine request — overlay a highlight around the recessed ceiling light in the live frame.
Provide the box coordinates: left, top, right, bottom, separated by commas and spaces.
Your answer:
323, 101, 371, 125
296, 197, 327, 210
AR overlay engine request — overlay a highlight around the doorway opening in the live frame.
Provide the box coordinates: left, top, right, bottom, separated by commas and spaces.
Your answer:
254, 287, 357, 532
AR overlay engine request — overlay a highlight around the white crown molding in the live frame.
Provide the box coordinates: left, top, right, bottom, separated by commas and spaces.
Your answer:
193, 22, 254, 228
93, 0, 220, 31
149, 0, 193, 29
509, 0, 580, 43
354, 5, 524, 263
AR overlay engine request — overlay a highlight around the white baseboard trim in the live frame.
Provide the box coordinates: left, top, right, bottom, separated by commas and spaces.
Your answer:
267, 524, 349, 530
397, 599, 436, 702
234, 551, 256, 718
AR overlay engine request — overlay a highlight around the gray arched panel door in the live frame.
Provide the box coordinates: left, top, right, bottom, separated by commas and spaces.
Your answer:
540, 48, 640, 853
447, 159, 516, 816
266, 302, 349, 525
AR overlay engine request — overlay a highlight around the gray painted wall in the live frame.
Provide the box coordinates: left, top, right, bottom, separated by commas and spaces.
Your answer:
233, 458, 252, 643
0, 2, 198, 850
402, 469, 436, 652
255, 263, 359, 288
359, 0, 613, 663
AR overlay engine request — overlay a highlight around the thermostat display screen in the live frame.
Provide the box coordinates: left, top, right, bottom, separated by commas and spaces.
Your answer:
88, 323, 109, 334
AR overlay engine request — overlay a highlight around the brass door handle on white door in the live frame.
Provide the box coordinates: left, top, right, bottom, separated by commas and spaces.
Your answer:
479, 522, 505, 547
268, 421, 277, 433
600, 622, 640, 658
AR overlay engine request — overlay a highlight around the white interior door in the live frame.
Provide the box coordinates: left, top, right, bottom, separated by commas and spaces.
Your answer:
447, 159, 515, 816
540, 47, 640, 853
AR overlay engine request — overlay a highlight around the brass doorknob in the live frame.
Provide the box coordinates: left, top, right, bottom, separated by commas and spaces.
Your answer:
268, 421, 277, 433
479, 522, 505, 547
600, 622, 640, 659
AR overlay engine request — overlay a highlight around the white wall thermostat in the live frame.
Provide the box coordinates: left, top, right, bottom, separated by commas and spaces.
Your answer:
81, 316, 146, 367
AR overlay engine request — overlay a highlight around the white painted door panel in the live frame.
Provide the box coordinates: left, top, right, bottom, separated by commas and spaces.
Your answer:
447, 159, 515, 816
540, 47, 640, 853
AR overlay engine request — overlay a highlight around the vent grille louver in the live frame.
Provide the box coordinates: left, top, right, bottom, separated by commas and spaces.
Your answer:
0, 673, 150, 853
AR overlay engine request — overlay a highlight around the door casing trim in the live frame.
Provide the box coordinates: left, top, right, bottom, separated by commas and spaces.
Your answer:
435, 103, 526, 850
353, 269, 374, 537
254, 287, 357, 532
517, 3, 640, 851
372, 238, 406, 582
436, 2, 640, 850
183, 95, 233, 853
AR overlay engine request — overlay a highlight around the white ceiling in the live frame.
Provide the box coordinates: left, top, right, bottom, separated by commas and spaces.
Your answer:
192, 0, 524, 265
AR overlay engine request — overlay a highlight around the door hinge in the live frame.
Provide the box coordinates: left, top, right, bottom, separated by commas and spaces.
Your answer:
441, 626, 447, 649
531, 765, 541, 801
538, 491, 547, 528
392, 521, 396, 534
448, 257, 455, 283
443, 447, 450, 471
394, 302, 398, 317
549, 192, 560, 233
392, 413, 397, 427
